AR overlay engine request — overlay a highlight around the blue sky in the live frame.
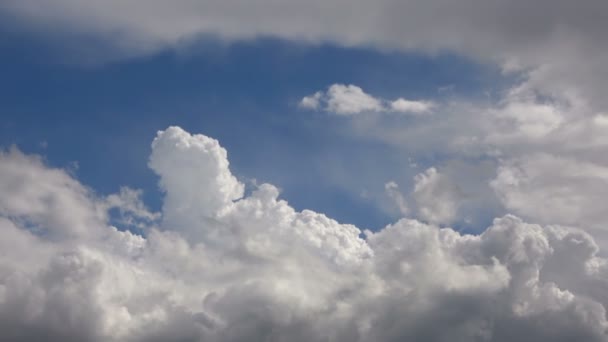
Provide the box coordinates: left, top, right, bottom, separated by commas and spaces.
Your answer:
0, 35, 506, 231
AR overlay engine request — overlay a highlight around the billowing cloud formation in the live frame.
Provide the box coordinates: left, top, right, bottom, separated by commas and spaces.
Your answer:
1, 126, 608, 341
300, 84, 433, 115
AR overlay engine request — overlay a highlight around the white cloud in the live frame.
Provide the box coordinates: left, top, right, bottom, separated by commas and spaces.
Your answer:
2, 126, 608, 341
148, 126, 245, 238
326, 84, 384, 115
301, 84, 434, 115
0, 147, 106, 240
103, 187, 160, 229
491, 154, 608, 232
329, 74, 608, 232
485, 89, 566, 143
384, 181, 408, 216
299, 91, 323, 110
412, 167, 460, 225
390, 98, 434, 114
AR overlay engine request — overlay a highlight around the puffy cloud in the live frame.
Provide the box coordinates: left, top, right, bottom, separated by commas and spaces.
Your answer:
383, 168, 462, 226
1, 126, 608, 341
300, 84, 434, 115
331, 77, 608, 231
325, 84, 384, 114
148, 126, 244, 238
299, 91, 323, 110
412, 167, 461, 226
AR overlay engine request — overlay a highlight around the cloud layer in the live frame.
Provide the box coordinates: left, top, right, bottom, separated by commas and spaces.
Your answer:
1, 126, 608, 341
3, 0, 607, 112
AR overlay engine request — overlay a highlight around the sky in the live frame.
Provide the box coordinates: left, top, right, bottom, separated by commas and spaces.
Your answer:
1, 1, 608, 341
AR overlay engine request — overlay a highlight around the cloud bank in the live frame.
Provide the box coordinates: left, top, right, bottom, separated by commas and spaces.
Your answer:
1, 126, 608, 341
2, 0, 607, 112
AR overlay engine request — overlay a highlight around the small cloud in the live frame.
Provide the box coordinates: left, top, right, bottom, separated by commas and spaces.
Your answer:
104, 187, 160, 229
412, 167, 460, 225
300, 83, 434, 115
299, 91, 323, 110
384, 181, 409, 216
390, 98, 434, 114
326, 84, 384, 114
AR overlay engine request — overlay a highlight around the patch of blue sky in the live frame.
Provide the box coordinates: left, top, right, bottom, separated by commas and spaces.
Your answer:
0, 35, 514, 231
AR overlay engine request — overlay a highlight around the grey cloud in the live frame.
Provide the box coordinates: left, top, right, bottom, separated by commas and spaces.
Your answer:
2, 0, 607, 110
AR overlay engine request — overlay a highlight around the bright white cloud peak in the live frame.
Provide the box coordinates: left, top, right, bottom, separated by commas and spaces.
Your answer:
2, 126, 608, 341
301, 84, 433, 115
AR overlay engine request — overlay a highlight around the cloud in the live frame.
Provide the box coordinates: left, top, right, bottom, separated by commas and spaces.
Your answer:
326, 74, 608, 232
325, 84, 384, 114
103, 187, 160, 229
300, 84, 434, 115
412, 167, 461, 226
2, 0, 607, 114
491, 154, 608, 232
384, 168, 462, 225
384, 181, 409, 216
2, 126, 608, 341
0, 147, 106, 240
390, 98, 434, 114
299, 91, 323, 110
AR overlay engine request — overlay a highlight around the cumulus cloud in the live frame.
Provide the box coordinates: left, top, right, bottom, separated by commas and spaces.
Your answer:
384, 168, 462, 225
300, 84, 434, 115
2, 126, 608, 341
0, 147, 106, 240
325, 84, 384, 114
412, 167, 461, 226
328, 73, 608, 232
299, 91, 323, 110
3, 0, 608, 339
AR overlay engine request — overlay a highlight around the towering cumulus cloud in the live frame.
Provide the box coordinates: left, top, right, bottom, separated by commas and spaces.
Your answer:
1, 126, 608, 341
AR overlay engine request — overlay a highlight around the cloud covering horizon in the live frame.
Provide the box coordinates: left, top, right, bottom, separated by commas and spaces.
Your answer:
1, 126, 608, 341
